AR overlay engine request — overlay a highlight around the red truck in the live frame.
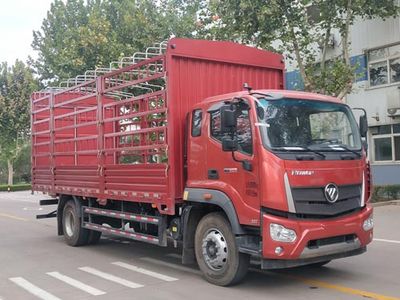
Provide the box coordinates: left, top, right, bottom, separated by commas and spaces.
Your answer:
32, 38, 373, 286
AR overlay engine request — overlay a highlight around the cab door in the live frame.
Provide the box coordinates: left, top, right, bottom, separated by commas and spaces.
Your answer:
205, 100, 261, 226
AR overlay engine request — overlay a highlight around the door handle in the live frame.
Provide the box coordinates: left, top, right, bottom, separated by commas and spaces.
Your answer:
208, 169, 219, 179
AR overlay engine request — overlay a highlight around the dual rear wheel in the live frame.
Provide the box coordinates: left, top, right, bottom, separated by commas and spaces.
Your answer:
62, 200, 101, 246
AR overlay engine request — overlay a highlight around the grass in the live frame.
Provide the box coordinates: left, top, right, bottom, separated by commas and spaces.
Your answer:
0, 183, 31, 192
371, 184, 400, 202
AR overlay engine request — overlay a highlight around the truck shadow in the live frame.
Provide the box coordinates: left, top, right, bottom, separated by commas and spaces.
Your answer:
71, 235, 356, 289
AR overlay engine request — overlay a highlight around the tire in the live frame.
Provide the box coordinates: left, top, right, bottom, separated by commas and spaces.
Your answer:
195, 212, 249, 286
62, 200, 89, 246
87, 230, 102, 245
307, 260, 331, 268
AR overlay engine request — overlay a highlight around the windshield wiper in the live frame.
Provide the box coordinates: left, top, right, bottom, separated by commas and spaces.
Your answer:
271, 146, 326, 159
303, 146, 326, 159
309, 144, 361, 158
329, 144, 361, 158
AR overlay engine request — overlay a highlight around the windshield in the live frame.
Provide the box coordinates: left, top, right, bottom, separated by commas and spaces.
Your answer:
256, 98, 362, 151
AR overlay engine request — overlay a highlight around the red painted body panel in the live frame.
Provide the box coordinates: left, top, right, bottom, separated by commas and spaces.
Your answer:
261, 158, 365, 212
262, 205, 373, 259
166, 39, 284, 205
187, 95, 262, 226
186, 90, 372, 259
31, 38, 284, 215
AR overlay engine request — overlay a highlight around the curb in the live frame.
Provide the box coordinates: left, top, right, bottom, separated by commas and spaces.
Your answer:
371, 200, 400, 207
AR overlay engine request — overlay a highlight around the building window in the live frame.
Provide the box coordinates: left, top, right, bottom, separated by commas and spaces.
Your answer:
371, 124, 400, 162
368, 44, 400, 87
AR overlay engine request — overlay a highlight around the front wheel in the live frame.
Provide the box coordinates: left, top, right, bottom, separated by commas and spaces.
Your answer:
195, 212, 249, 286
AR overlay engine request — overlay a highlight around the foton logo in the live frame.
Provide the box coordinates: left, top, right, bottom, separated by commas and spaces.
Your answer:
291, 170, 315, 176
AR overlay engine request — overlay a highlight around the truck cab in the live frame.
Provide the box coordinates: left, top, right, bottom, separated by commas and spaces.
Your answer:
184, 89, 373, 283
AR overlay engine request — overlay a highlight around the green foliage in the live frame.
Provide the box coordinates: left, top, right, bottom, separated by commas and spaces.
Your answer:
306, 60, 356, 96
0, 61, 37, 185
0, 61, 37, 142
0, 143, 31, 184
32, 0, 202, 83
203, 0, 400, 98
372, 185, 400, 202
13, 143, 32, 183
0, 183, 31, 192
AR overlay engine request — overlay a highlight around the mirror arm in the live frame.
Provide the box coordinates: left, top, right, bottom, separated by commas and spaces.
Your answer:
353, 107, 367, 115
231, 151, 252, 172
231, 151, 241, 162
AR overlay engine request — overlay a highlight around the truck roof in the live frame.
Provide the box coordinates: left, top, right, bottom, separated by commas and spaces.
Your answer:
201, 89, 343, 106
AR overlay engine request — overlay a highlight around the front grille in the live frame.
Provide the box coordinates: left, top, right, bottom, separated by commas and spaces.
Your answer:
291, 184, 361, 216
262, 206, 362, 220
307, 234, 357, 249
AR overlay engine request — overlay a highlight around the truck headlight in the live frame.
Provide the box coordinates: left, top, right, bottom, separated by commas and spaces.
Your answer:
270, 223, 297, 243
363, 215, 373, 231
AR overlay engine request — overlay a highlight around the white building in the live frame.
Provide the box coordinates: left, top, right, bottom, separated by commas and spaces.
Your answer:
285, 16, 400, 185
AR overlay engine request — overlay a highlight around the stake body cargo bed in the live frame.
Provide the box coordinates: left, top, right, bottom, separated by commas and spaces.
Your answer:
31, 38, 284, 215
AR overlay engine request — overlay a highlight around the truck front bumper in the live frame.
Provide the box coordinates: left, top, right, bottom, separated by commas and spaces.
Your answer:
261, 204, 373, 269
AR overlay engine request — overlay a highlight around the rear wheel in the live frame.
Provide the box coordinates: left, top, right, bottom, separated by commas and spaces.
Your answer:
62, 200, 89, 246
87, 230, 102, 245
195, 212, 249, 286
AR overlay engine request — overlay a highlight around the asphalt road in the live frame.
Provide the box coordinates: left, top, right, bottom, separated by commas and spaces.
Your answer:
0, 191, 399, 300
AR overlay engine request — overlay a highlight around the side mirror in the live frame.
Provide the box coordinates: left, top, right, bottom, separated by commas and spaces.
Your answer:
222, 136, 238, 152
362, 138, 368, 155
359, 115, 368, 137
220, 104, 237, 133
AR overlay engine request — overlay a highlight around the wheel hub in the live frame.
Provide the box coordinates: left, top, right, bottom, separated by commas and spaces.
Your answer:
202, 228, 228, 271
65, 210, 75, 237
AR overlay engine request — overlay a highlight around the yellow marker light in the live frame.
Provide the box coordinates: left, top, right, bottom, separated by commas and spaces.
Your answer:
183, 191, 189, 200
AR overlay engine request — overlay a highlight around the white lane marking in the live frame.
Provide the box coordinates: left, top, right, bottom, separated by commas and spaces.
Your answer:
23, 207, 43, 211
374, 238, 400, 244
79, 267, 143, 289
140, 257, 201, 275
47, 272, 106, 296
9, 277, 61, 300
112, 261, 178, 282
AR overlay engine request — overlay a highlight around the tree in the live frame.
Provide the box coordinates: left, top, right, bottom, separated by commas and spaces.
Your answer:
32, 0, 202, 84
0, 61, 38, 186
201, 0, 400, 98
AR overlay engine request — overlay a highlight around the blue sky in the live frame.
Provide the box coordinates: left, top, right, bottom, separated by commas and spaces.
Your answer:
0, 0, 54, 65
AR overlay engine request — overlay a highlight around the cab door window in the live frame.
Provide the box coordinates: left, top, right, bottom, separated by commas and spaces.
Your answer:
210, 102, 253, 155
191, 109, 202, 137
